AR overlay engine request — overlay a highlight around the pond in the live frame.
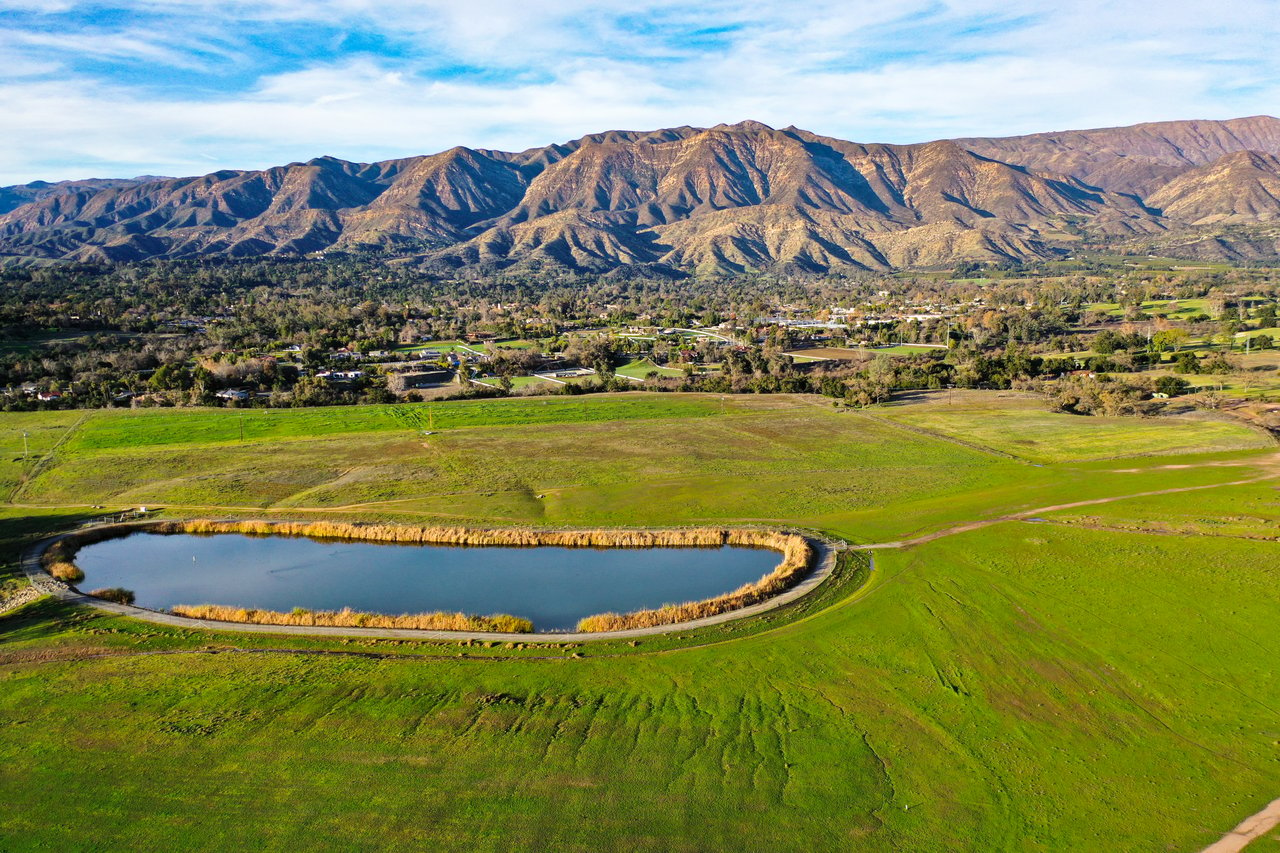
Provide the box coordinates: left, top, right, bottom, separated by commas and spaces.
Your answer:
73, 533, 782, 631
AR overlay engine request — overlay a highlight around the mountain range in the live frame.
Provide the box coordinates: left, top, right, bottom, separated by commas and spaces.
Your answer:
3, 116, 1280, 273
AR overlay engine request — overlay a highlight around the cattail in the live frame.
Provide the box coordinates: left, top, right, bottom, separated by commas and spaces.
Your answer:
50, 518, 814, 635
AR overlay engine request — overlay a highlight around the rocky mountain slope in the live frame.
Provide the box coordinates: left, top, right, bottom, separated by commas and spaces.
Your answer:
0, 177, 164, 216
3, 116, 1279, 272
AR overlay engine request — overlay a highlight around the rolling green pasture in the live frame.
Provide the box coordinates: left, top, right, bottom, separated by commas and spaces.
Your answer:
1, 390, 1279, 850
2, 522, 1278, 850
391, 339, 465, 354
614, 358, 686, 380
1042, 477, 1280, 539
1236, 326, 1280, 340
1085, 298, 1211, 319
873, 391, 1270, 463
44, 395, 725, 453
8, 393, 1267, 545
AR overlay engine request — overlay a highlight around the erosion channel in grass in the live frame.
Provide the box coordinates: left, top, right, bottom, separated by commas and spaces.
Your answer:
52, 521, 814, 633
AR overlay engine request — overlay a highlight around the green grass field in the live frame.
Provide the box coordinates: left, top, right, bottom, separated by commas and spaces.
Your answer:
1085, 298, 1212, 319
34, 395, 724, 453
786, 345, 945, 361
391, 339, 466, 354
614, 358, 686, 380
1, 390, 1278, 851
873, 391, 1270, 463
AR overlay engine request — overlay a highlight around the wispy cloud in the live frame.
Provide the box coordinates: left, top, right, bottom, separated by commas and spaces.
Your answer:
0, 0, 1277, 183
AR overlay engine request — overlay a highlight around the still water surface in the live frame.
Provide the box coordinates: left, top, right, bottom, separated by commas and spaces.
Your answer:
74, 533, 780, 631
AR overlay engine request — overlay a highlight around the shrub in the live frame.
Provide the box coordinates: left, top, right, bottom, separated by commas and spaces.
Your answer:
1154, 375, 1192, 397
46, 560, 84, 583
88, 587, 135, 605
1173, 352, 1201, 374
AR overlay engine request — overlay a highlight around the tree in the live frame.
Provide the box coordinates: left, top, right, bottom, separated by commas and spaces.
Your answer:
566, 336, 619, 377
1092, 330, 1123, 355
1202, 353, 1237, 374
1154, 375, 1192, 397
1173, 352, 1201, 374
1151, 328, 1190, 352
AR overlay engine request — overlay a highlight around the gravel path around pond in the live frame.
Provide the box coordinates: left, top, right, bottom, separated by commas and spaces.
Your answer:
16, 455, 1280, 642
19, 530, 841, 643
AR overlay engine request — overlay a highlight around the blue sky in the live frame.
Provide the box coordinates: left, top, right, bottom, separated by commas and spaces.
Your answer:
0, 0, 1277, 183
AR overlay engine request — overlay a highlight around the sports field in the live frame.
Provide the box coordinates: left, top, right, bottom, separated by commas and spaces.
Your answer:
1, 391, 1278, 851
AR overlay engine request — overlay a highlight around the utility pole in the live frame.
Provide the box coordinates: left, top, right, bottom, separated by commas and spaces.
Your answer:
22, 431, 28, 461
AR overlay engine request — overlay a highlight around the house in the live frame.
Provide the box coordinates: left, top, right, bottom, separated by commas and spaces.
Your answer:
37, 391, 62, 401
215, 389, 250, 401
317, 370, 364, 382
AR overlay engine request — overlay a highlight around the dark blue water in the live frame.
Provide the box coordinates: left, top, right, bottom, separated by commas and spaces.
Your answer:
73, 533, 780, 631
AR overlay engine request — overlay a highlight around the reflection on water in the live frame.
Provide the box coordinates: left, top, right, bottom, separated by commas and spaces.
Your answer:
74, 533, 780, 631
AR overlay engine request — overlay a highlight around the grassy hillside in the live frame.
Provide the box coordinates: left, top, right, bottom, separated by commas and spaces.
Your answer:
873, 391, 1270, 463
1, 391, 1277, 851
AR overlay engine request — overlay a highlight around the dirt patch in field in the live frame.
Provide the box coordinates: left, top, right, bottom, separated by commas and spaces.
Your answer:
0, 646, 116, 666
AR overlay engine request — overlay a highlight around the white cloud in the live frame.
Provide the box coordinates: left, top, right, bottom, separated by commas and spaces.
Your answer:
0, 0, 1278, 182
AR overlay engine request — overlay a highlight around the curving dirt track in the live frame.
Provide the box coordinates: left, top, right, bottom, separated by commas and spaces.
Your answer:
1201, 796, 1280, 852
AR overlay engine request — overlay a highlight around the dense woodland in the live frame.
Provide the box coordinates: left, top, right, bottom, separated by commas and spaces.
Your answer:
1, 255, 1277, 413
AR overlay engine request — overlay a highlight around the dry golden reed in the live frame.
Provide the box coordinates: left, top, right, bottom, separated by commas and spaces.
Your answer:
41, 538, 85, 583
575, 531, 813, 632
169, 604, 533, 633
158, 519, 803, 553
49, 519, 814, 634
46, 560, 83, 583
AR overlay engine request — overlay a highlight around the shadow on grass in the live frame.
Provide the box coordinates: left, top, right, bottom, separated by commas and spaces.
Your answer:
0, 597, 91, 642
0, 510, 107, 643
0, 510, 105, 577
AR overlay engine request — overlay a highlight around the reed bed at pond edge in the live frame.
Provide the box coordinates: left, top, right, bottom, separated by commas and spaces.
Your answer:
168, 604, 534, 634
574, 531, 813, 632
45, 519, 814, 634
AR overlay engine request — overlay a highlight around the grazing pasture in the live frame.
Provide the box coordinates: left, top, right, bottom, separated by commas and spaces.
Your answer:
50, 394, 727, 452
1, 390, 1278, 851
874, 390, 1270, 462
